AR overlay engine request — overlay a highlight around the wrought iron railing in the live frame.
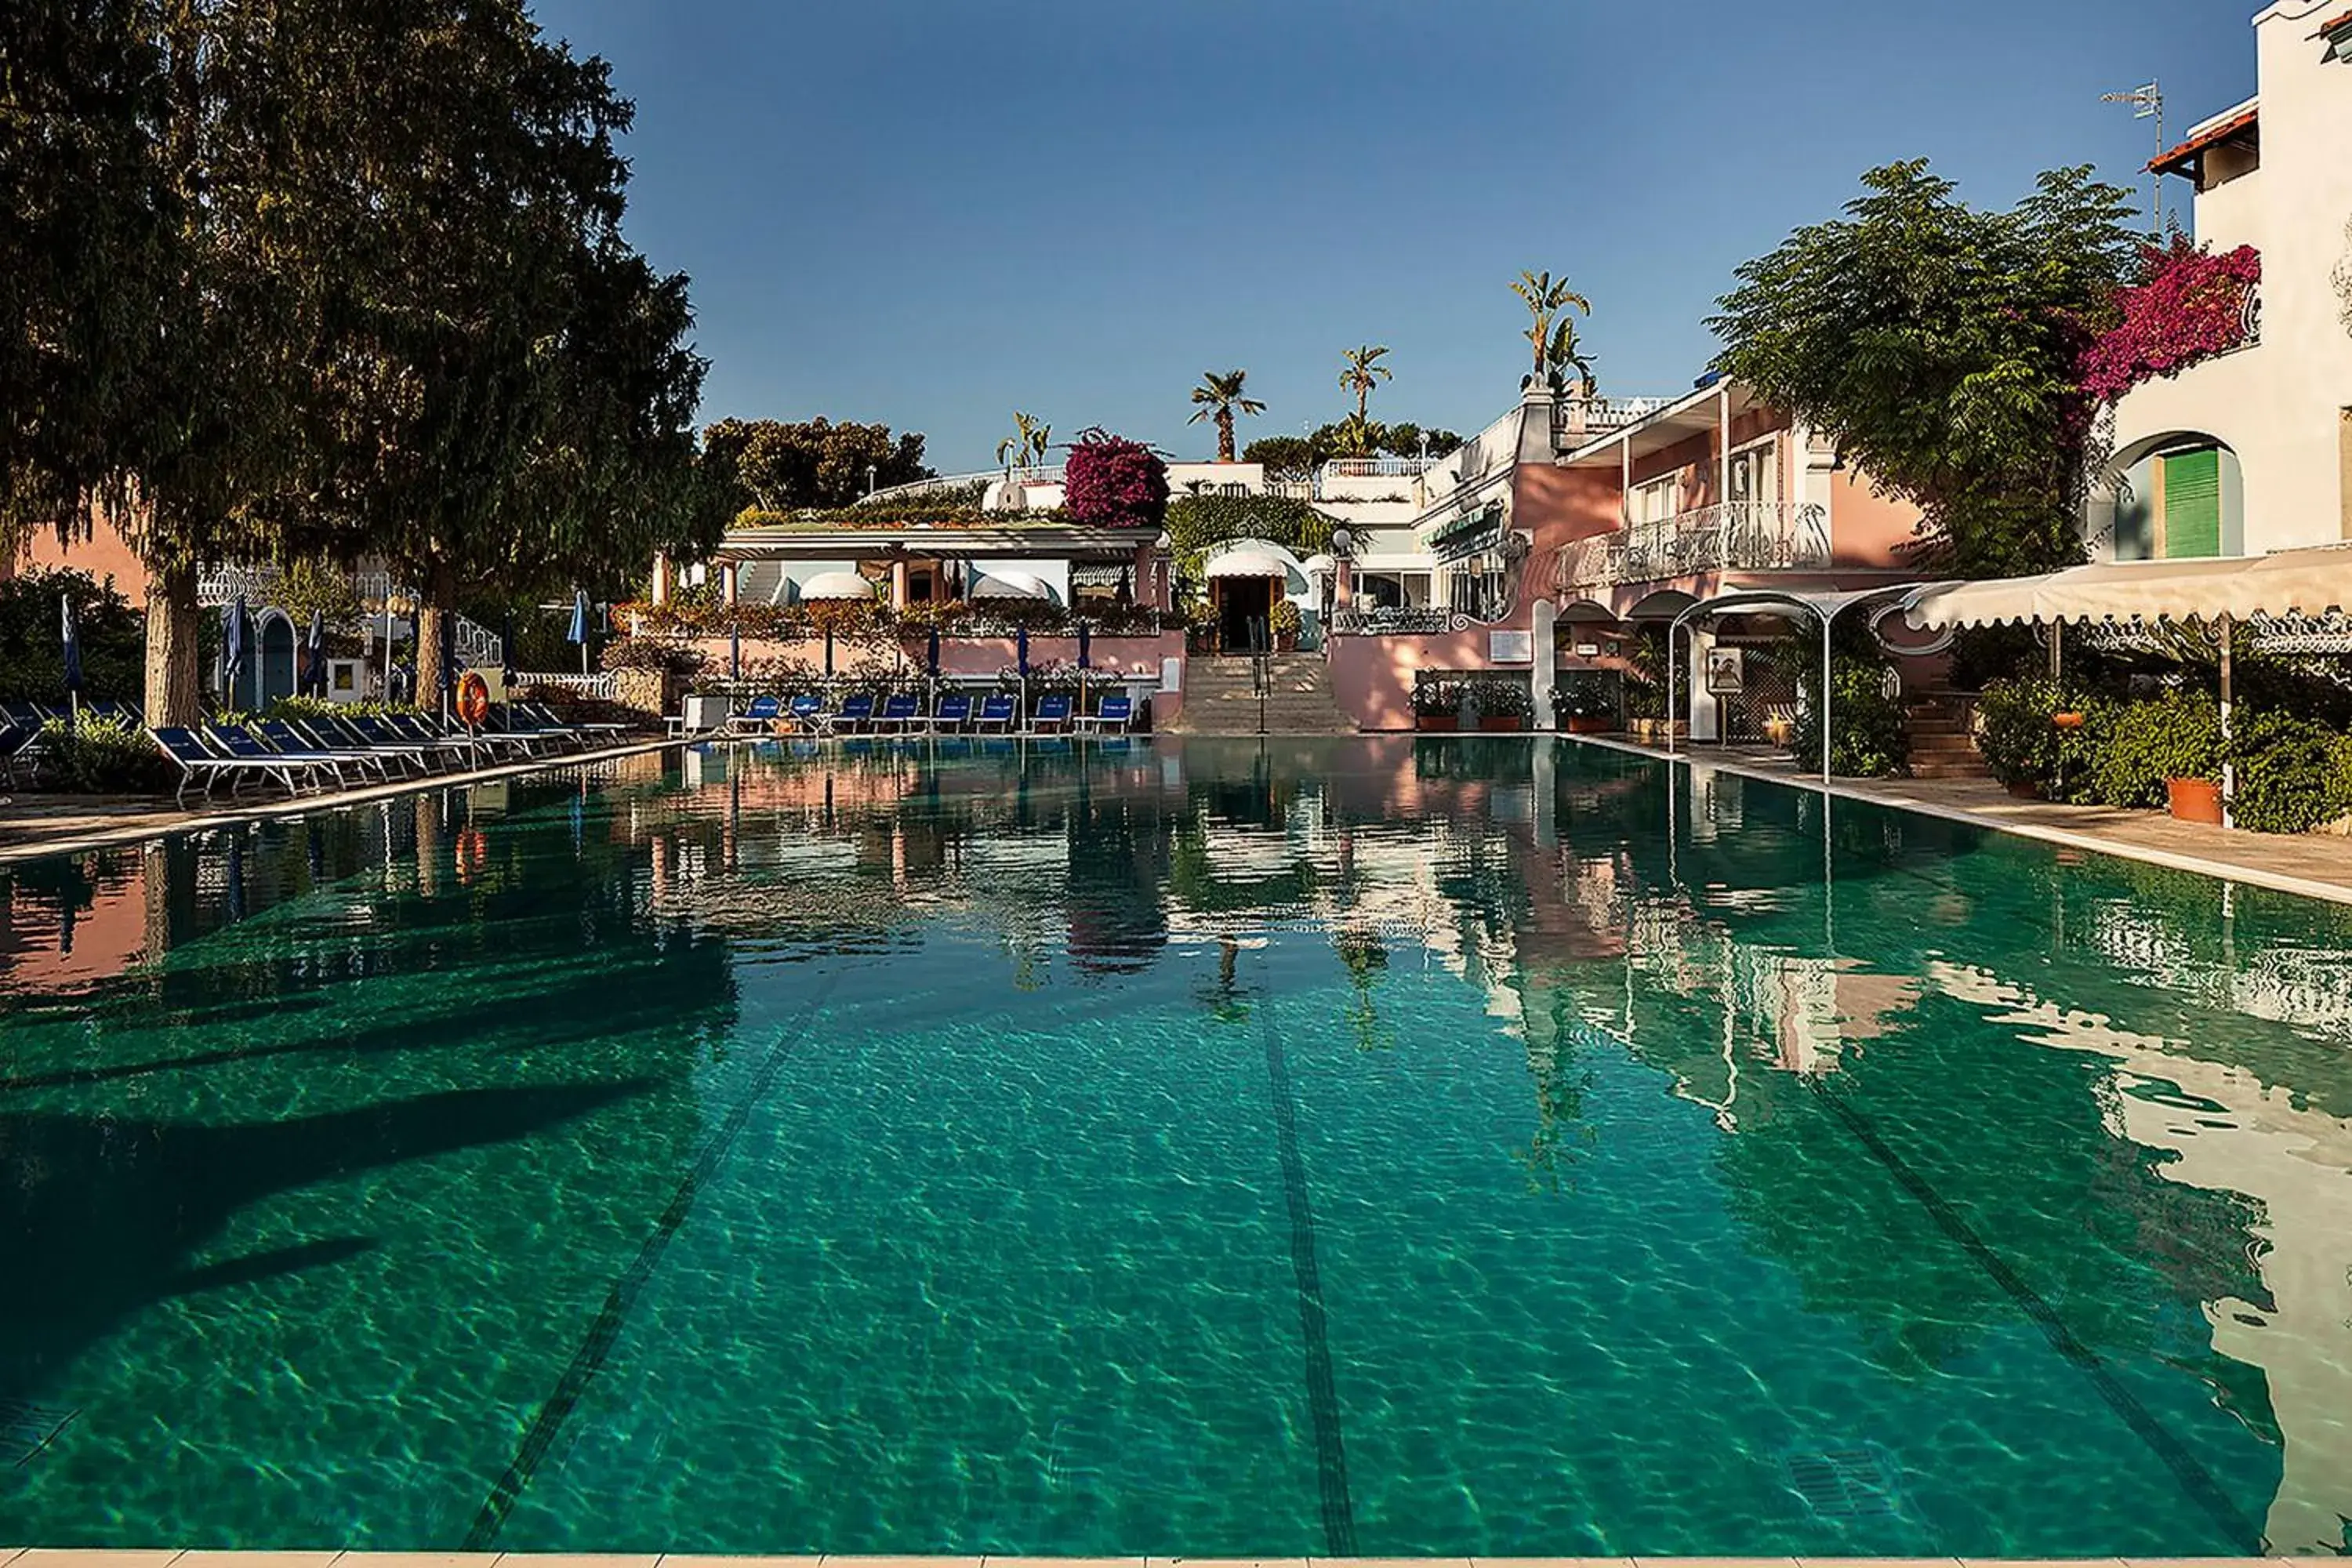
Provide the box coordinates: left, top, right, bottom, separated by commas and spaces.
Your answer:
512, 670, 619, 701
1330, 607, 1479, 636
196, 563, 282, 605
1554, 502, 1831, 593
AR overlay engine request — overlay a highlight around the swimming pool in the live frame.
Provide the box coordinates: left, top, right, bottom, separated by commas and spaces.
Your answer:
2, 736, 2347, 1556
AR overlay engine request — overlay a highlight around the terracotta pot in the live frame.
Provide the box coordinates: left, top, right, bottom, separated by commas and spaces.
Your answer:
2167, 776, 2224, 825
2052, 711, 2086, 730
1565, 717, 1610, 735
1415, 713, 1458, 732
1479, 716, 1527, 732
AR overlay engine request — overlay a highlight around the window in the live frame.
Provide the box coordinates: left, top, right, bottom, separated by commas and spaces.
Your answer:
2161, 448, 2222, 559
1629, 474, 1681, 525
1727, 438, 1781, 517
1448, 552, 1511, 622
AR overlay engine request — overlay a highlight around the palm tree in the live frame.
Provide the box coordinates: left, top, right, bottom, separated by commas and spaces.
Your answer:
1338, 344, 1392, 425
1545, 316, 1597, 396
996, 412, 1051, 474
1187, 369, 1265, 463
1512, 269, 1592, 385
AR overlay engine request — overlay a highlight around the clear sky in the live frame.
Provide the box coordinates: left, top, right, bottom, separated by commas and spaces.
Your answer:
534, 0, 2259, 474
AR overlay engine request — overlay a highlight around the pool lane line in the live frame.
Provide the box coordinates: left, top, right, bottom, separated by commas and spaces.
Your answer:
463, 976, 844, 1549
1806, 1077, 2263, 1553
1258, 994, 1359, 1556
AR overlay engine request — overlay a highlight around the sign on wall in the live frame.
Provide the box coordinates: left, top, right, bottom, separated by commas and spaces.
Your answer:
1705, 647, 1745, 695
1489, 630, 1534, 664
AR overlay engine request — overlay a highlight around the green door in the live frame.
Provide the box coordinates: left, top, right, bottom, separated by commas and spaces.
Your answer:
2162, 448, 2222, 559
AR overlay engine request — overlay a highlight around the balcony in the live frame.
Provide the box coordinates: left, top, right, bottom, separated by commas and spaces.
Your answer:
1551, 395, 1677, 447
1553, 502, 1831, 595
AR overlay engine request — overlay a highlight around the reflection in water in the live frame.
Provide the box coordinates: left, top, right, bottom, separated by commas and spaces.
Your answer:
1, 737, 2348, 1554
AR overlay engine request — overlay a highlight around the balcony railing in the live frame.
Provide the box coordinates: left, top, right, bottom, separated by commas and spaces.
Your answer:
1552, 396, 1676, 445
1553, 501, 1831, 594
1322, 456, 1439, 478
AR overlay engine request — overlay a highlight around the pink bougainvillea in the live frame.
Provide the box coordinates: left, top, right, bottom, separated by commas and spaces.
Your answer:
2079, 238, 2262, 402
1062, 426, 1170, 529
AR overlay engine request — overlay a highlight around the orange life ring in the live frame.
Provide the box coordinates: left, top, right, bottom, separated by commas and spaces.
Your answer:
456, 670, 492, 728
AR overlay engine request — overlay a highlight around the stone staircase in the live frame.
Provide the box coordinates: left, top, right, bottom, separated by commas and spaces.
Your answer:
1164, 653, 1356, 735
1905, 695, 1990, 781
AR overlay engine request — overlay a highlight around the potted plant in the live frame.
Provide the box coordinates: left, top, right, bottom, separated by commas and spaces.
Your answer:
1472, 677, 1533, 732
1269, 598, 1303, 652
1554, 670, 1617, 734
2166, 773, 2224, 825
1413, 675, 1461, 732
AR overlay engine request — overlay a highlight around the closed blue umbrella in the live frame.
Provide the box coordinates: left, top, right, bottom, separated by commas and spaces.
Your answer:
925, 625, 941, 677
1076, 621, 1091, 670
1016, 623, 1029, 677
823, 625, 835, 678
302, 609, 327, 698
60, 593, 82, 712
729, 621, 742, 681
568, 588, 591, 676
499, 610, 517, 687
223, 595, 249, 709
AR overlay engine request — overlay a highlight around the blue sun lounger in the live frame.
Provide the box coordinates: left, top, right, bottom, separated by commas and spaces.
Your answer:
1030, 693, 1074, 734
1073, 694, 1134, 735
974, 694, 1017, 733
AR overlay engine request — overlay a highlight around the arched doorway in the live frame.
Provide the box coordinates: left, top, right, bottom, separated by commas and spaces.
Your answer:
259, 610, 298, 706
2097, 432, 2244, 561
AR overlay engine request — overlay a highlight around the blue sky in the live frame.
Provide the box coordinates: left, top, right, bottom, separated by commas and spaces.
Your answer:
536, 0, 2258, 474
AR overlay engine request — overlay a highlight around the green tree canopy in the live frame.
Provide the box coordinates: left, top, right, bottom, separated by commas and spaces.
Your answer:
1243, 420, 1461, 478
704, 416, 932, 512
1709, 159, 2140, 579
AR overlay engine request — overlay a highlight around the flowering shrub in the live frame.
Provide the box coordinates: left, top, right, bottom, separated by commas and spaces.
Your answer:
2079, 239, 2261, 402
1062, 427, 1169, 529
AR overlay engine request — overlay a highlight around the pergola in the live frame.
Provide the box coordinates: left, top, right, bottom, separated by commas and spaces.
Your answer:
1666, 584, 1936, 781
654, 518, 1166, 609
1900, 546, 2352, 828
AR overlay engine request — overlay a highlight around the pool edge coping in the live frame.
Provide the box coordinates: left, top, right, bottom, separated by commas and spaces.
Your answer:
0, 738, 681, 867
1562, 731, 2352, 909
0, 1552, 2288, 1565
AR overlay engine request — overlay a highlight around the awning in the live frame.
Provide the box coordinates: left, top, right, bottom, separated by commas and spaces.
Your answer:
1902, 546, 2352, 630
971, 570, 1054, 601
797, 570, 874, 601
1203, 548, 1290, 580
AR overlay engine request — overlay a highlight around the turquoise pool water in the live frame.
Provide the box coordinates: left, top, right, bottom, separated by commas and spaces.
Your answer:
2, 736, 2348, 1556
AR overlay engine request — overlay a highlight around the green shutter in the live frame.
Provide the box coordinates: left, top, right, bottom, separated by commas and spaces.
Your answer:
2162, 448, 2222, 559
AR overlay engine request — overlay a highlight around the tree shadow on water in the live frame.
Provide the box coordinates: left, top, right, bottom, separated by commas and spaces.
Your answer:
0, 1076, 655, 1411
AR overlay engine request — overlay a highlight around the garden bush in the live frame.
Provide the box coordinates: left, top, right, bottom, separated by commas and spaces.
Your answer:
1063, 428, 1169, 529
1788, 658, 1909, 778
31, 715, 175, 793
2093, 688, 2220, 808
2230, 710, 2352, 835
1973, 676, 2104, 800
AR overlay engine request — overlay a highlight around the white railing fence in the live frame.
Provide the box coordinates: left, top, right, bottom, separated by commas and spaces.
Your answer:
1321, 456, 1440, 478
1552, 396, 1676, 445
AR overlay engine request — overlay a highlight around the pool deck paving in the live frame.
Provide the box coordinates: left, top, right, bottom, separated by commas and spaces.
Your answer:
1556, 731, 2352, 907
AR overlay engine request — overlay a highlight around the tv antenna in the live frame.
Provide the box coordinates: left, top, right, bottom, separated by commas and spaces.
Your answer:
2102, 80, 2165, 238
